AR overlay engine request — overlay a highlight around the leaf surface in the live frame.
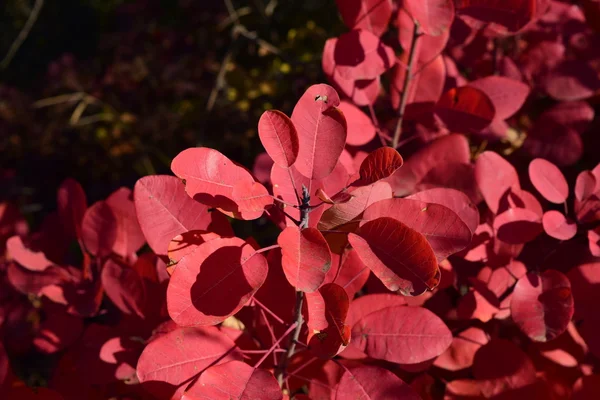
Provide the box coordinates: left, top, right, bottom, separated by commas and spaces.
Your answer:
335, 0, 393, 37
358, 147, 403, 185
335, 364, 420, 400
529, 158, 569, 204
404, 0, 455, 36
258, 110, 299, 168
435, 86, 495, 133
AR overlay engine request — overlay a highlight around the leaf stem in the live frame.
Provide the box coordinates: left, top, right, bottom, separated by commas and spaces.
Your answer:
254, 321, 299, 369
254, 244, 280, 254
275, 290, 305, 386
391, 21, 422, 149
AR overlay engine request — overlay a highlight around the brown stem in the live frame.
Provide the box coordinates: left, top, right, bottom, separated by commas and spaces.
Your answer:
391, 21, 422, 149
275, 290, 305, 387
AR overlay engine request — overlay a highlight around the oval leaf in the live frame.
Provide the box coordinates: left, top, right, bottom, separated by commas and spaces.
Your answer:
494, 208, 543, 244
542, 211, 577, 240
278, 226, 332, 293
348, 217, 439, 296
258, 109, 299, 168
468, 76, 530, 120
529, 158, 569, 204
434, 86, 495, 133
81, 201, 117, 257
308, 283, 351, 359
338, 100, 376, 146
335, 0, 393, 37
475, 151, 520, 214
232, 180, 273, 220
359, 147, 404, 184
335, 365, 420, 400
404, 0, 455, 37
56, 178, 87, 239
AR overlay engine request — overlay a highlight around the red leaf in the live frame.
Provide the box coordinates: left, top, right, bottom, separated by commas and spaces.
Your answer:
252, 152, 274, 185
455, 0, 537, 33
528, 158, 569, 204
511, 270, 574, 342
56, 178, 87, 239
475, 151, 520, 214
338, 101, 376, 146
348, 217, 439, 296
232, 180, 273, 220
404, 0, 455, 36
542, 211, 577, 240
408, 188, 479, 234
494, 208, 543, 244
573, 375, 600, 400
434, 327, 489, 371
315, 188, 353, 205
435, 86, 495, 133
346, 293, 407, 329
324, 249, 370, 300
167, 230, 221, 266
335, 364, 420, 399
106, 187, 145, 258
358, 147, 404, 184
167, 237, 268, 326
171, 147, 256, 214
101, 259, 146, 318
278, 226, 332, 292
391, 54, 446, 109
545, 60, 600, 101
81, 201, 117, 257
362, 198, 472, 261
335, 0, 393, 37
6, 235, 54, 271
333, 30, 396, 81
575, 171, 596, 202
134, 175, 231, 256
136, 326, 239, 385
472, 339, 537, 397
308, 283, 351, 358
397, 9, 450, 68
351, 305, 452, 363
468, 76, 530, 120
182, 360, 281, 400
258, 109, 299, 168
291, 84, 347, 180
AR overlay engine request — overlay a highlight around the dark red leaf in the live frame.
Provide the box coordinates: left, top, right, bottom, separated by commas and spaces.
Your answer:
348, 217, 439, 296
468, 76, 530, 120
542, 211, 577, 240
182, 360, 281, 400
455, 0, 537, 33
358, 147, 403, 184
6, 235, 54, 272
434, 327, 488, 371
404, 0, 455, 36
351, 305, 452, 363
258, 109, 299, 168
81, 201, 117, 257
391, 54, 446, 110
324, 249, 370, 299
335, 364, 420, 399
475, 151, 520, 214
511, 270, 574, 342
435, 86, 495, 133
572, 375, 600, 400
278, 226, 331, 292
335, 0, 393, 37
494, 208, 543, 244
397, 9, 450, 68
333, 30, 395, 80
33, 307, 84, 354
136, 326, 239, 385
528, 158, 569, 204
408, 188, 479, 233
56, 178, 87, 239
101, 259, 146, 318
544, 60, 600, 101
134, 175, 231, 256
338, 100, 376, 146
308, 283, 351, 359
575, 171, 596, 202
106, 187, 145, 258
315, 188, 353, 205
167, 237, 268, 326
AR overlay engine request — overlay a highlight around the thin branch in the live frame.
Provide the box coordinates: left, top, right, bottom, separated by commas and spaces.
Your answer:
272, 196, 299, 208
1, 0, 44, 70
254, 244, 280, 254
391, 21, 422, 149
254, 321, 298, 369
275, 290, 305, 386
252, 297, 285, 324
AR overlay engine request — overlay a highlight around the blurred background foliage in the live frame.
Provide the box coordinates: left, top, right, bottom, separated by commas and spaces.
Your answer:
0, 0, 345, 226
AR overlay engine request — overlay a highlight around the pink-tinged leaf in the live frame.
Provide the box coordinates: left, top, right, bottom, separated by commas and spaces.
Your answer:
252, 152, 274, 185
397, 9, 450, 68
291, 84, 347, 180
435, 86, 495, 133
81, 201, 117, 257
335, 0, 393, 37
278, 226, 332, 292
455, 0, 536, 32
362, 198, 472, 261
494, 208, 542, 244
404, 0, 455, 36
167, 237, 268, 326
511, 270, 574, 342
345, 293, 407, 335
575, 171, 596, 202
475, 151, 520, 214
171, 147, 255, 213
408, 188, 479, 234
334, 30, 395, 80
444, 379, 483, 398
335, 364, 420, 400
472, 339, 537, 398
589, 227, 600, 257
136, 326, 239, 385
134, 175, 231, 256
167, 230, 221, 266
56, 178, 87, 239
33, 307, 84, 354
6, 235, 54, 271
573, 375, 600, 400
348, 217, 439, 296
101, 259, 146, 318
391, 54, 446, 109
182, 360, 281, 400
308, 283, 351, 359
232, 180, 273, 220
325, 249, 370, 300
316, 188, 353, 205
528, 158, 569, 204
387, 134, 470, 196
106, 187, 145, 258
434, 327, 489, 371
545, 60, 600, 101
338, 101, 376, 146
258, 109, 299, 168
468, 76, 530, 120
498, 187, 544, 218
352, 305, 452, 363
358, 147, 403, 185
542, 211, 577, 240
318, 181, 392, 231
